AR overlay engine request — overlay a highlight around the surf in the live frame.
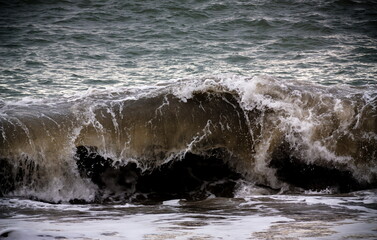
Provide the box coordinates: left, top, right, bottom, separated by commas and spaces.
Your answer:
1, 75, 376, 203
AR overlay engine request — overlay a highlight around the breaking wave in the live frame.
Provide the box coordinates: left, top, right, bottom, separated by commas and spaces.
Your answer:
1, 75, 376, 203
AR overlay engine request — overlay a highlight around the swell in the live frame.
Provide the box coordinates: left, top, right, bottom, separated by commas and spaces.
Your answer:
0, 76, 376, 202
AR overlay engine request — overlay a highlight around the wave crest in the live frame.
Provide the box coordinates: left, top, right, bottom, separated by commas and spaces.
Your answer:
1, 75, 376, 202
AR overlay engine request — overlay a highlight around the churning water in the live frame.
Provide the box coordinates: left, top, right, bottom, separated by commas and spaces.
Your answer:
1, 0, 377, 239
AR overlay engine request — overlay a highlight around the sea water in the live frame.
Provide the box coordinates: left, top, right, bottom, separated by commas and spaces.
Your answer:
1, 0, 377, 239
1, 190, 377, 239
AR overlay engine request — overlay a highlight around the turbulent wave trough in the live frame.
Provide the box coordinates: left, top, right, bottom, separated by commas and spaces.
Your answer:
1, 76, 376, 203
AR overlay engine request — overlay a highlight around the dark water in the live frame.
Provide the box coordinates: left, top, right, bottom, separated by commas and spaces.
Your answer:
1, 0, 377, 239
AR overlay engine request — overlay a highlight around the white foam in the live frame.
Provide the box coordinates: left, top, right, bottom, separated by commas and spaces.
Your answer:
1, 190, 377, 240
162, 199, 181, 206
0, 210, 291, 240
0, 228, 41, 240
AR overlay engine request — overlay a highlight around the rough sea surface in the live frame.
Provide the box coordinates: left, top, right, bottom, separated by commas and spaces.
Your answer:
1, 0, 377, 99
1, 0, 377, 239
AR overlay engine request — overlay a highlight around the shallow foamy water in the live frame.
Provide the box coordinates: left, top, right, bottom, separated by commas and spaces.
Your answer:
1, 189, 376, 240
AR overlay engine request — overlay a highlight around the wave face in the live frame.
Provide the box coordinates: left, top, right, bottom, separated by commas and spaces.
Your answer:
1, 76, 376, 202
